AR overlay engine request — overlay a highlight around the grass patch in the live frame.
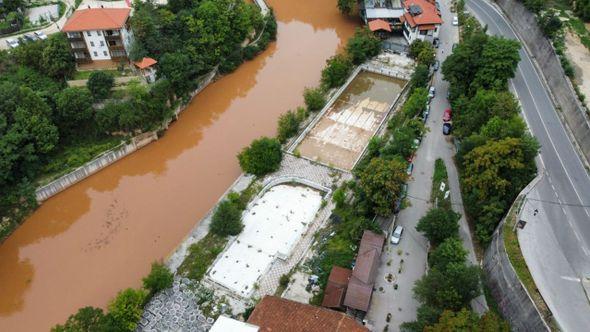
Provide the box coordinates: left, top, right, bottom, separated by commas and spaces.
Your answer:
72, 69, 133, 80
36, 135, 123, 186
431, 158, 451, 209
177, 233, 228, 281
274, 268, 296, 296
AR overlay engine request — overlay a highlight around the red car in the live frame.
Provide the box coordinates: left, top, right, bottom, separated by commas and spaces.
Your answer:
443, 108, 452, 122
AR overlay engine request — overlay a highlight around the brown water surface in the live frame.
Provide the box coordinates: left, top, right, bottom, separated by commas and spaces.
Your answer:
0, 1, 357, 330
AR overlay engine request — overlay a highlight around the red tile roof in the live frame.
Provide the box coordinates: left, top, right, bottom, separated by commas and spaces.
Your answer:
368, 19, 392, 32
62, 8, 131, 32
403, 0, 442, 28
343, 276, 374, 312
322, 266, 352, 308
134, 57, 157, 69
248, 296, 369, 332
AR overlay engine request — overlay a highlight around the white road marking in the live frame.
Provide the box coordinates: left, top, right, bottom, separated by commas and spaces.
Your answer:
561, 276, 582, 282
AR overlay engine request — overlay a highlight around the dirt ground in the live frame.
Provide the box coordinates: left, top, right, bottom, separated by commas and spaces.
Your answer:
564, 31, 590, 100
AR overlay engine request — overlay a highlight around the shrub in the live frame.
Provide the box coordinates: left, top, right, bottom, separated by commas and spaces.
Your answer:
358, 157, 408, 216
51, 306, 106, 332
321, 54, 353, 89
279, 274, 290, 287
277, 110, 302, 143
410, 64, 430, 91
108, 288, 148, 332
237, 137, 283, 176
346, 27, 382, 65
304, 87, 326, 111
87, 71, 115, 100
210, 199, 243, 236
142, 261, 174, 295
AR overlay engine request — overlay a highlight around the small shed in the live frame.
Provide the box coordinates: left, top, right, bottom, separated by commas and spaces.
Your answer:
134, 57, 158, 83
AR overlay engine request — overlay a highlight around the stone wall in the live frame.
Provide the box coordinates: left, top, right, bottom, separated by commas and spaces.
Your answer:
495, 0, 590, 162
484, 218, 550, 331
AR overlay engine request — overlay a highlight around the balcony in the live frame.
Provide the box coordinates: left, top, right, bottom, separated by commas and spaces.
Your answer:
70, 42, 87, 50
67, 32, 83, 41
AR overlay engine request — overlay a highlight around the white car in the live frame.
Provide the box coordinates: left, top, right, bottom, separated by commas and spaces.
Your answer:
391, 225, 404, 245
452, 16, 459, 26
34, 31, 48, 40
428, 86, 436, 98
5, 38, 19, 49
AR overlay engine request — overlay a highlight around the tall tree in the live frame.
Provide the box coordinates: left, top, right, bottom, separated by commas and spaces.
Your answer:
416, 208, 461, 245
55, 87, 94, 138
358, 157, 408, 216
346, 28, 382, 65
41, 34, 75, 80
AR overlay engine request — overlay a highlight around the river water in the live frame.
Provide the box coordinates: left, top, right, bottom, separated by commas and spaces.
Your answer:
0, 1, 357, 330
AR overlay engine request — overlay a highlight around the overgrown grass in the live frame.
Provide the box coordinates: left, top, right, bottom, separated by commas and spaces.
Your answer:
177, 233, 228, 281
431, 158, 450, 209
72, 69, 132, 80
36, 135, 123, 186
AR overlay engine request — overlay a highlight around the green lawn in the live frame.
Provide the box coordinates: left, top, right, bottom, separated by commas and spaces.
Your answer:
431, 158, 451, 209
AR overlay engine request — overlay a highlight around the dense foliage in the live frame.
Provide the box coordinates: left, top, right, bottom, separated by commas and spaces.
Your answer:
276, 107, 307, 143
237, 137, 282, 176
87, 71, 114, 100
424, 309, 509, 331
142, 262, 174, 295
409, 40, 436, 67
346, 28, 382, 65
321, 54, 353, 89
210, 199, 244, 236
416, 208, 461, 246
358, 157, 408, 216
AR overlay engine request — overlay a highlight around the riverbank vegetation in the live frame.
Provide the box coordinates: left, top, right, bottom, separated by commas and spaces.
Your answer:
0, 0, 275, 243
442, 22, 539, 246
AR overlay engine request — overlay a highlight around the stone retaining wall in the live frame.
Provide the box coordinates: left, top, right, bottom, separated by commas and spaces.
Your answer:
495, 0, 590, 163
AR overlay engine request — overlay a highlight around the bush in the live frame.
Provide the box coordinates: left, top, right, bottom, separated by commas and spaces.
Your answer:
416, 208, 461, 245
538, 11, 562, 39
346, 27, 382, 65
237, 137, 283, 176
277, 108, 306, 143
358, 157, 408, 216
108, 288, 148, 332
142, 261, 174, 295
210, 199, 243, 236
304, 87, 326, 111
321, 54, 353, 89
279, 274, 291, 287
87, 71, 114, 100
51, 306, 106, 332
410, 64, 430, 91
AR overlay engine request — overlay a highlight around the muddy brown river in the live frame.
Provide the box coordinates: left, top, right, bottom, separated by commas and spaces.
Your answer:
0, 1, 357, 330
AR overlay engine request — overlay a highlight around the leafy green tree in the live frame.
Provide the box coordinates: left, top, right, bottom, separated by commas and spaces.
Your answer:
424, 309, 479, 331
158, 52, 195, 95
42, 33, 75, 80
11, 38, 46, 71
403, 87, 428, 118
358, 157, 408, 216
51, 306, 106, 332
95, 101, 125, 133
346, 28, 381, 65
442, 31, 489, 96
416, 208, 461, 245
210, 199, 243, 236
142, 262, 174, 295
410, 64, 430, 91
277, 109, 305, 143
575, 0, 590, 21
237, 137, 282, 176
304, 87, 326, 111
87, 71, 114, 100
55, 87, 94, 138
321, 54, 353, 89
107, 288, 148, 332
337, 0, 356, 15
473, 36, 521, 90
401, 305, 443, 332
428, 237, 467, 271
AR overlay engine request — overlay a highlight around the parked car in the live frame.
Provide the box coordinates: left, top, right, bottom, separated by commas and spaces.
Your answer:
443, 122, 452, 135
391, 226, 404, 245
23, 33, 38, 42
5, 38, 19, 49
443, 108, 452, 122
453, 16, 459, 26
428, 86, 436, 98
433, 60, 440, 71
34, 31, 48, 40
433, 38, 440, 48
406, 162, 414, 176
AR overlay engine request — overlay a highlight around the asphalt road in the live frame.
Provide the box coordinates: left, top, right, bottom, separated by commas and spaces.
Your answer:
468, 0, 590, 330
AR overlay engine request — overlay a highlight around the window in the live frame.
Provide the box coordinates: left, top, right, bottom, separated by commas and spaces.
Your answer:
93, 51, 98, 57
86, 31, 91, 36
100, 41, 105, 47
103, 51, 108, 56
97, 31, 102, 36
90, 41, 95, 47
420, 30, 427, 35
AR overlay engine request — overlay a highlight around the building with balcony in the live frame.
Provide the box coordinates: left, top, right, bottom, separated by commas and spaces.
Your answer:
62, 7, 132, 64
401, 0, 443, 44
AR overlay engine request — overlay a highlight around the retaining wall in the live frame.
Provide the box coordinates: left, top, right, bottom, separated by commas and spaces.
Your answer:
495, 0, 590, 163
483, 211, 550, 331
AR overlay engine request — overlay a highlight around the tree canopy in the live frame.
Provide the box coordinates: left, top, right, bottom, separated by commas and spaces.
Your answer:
358, 157, 408, 216
237, 137, 283, 176
416, 208, 461, 246
346, 28, 382, 65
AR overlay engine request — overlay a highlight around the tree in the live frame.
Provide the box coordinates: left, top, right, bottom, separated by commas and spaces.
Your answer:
87, 71, 114, 100
51, 306, 106, 332
210, 199, 243, 236
107, 288, 148, 332
42, 33, 75, 80
96, 101, 125, 133
142, 262, 174, 295
410, 64, 430, 91
538, 11, 562, 39
358, 157, 408, 216
238, 137, 282, 176
277, 109, 304, 143
337, 0, 355, 15
304, 87, 326, 111
403, 87, 428, 118
416, 208, 461, 245
158, 52, 195, 95
428, 237, 467, 271
321, 54, 353, 89
55, 87, 94, 138
424, 309, 509, 331
346, 28, 381, 65
473, 36, 521, 91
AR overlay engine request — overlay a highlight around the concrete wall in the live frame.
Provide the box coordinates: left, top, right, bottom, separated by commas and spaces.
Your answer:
495, 0, 590, 163
484, 218, 550, 331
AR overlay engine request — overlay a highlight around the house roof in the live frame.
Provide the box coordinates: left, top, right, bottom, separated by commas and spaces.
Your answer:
368, 19, 392, 32
322, 266, 352, 308
343, 276, 374, 312
62, 8, 131, 32
402, 0, 442, 27
352, 248, 379, 284
248, 296, 368, 332
134, 57, 157, 69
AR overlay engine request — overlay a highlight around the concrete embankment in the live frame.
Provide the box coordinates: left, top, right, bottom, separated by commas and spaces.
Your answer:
495, 0, 590, 165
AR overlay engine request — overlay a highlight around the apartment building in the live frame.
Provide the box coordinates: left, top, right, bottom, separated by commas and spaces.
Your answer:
62, 7, 132, 64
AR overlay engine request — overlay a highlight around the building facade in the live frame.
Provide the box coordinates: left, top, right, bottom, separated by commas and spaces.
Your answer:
62, 8, 132, 64
401, 0, 442, 44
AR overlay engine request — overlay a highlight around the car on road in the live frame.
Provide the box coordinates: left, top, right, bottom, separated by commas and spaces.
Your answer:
428, 86, 436, 98
391, 225, 404, 245
5, 38, 19, 49
452, 16, 459, 26
433, 38, 440, 48
406, 162, 414, 176
23, 33, 38, 42
443, 122, 452, 135
443, 108, 452, 122
34, 31, 48, 40
433, 60, 440, 71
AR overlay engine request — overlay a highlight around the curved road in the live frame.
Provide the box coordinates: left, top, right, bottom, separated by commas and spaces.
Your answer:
468, 0, 590, 330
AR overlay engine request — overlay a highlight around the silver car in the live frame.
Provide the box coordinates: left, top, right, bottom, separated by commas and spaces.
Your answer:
6, 38, 19, 49
391, 225, 404, 245
34, 31, 48, 40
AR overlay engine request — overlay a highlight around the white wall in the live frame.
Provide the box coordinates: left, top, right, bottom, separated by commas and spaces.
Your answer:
83, 30, 111, 60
